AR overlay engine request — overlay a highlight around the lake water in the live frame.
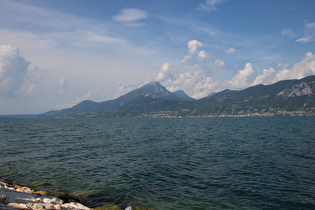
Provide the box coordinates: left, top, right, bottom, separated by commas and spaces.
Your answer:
1, 117, 315, 209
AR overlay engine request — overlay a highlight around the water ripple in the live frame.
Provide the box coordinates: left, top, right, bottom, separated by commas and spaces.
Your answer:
1, 117, 315, 209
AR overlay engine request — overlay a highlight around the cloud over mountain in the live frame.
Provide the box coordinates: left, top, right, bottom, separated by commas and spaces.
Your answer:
251, 68, 275, 86
228, 63, 254, 89
155, 39, 315, 99
156, 40, 219, 99
273, 52, 315, 81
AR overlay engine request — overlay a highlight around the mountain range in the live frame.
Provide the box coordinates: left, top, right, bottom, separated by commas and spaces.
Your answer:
1, 75, 314, 119
47, 75, 315, 118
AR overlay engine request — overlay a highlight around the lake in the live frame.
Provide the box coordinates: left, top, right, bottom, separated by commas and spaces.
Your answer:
1, 117, 314, 209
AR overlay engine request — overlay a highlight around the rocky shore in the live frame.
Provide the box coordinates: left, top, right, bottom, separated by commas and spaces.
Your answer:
0, 181, 133, 210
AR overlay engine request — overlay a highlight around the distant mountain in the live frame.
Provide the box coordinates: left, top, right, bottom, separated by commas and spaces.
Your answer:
113, 81, 183, 102
192, 75, 315, 116
113, 95, 182, 116
0, 110, 59, 119
173, 90, 195, 101
202, 92, 216, 99
54, 81, 189, 117
36, 75, 315, 118
0, 114, 39, 119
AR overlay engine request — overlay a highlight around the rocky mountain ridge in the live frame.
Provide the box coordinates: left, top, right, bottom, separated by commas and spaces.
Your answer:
48, 75, 315, 118
276, 81, 315, 98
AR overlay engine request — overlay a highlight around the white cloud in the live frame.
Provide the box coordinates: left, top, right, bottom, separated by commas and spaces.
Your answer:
155, 49, 315, 100
296, 22, 315, 43
182, 40, 203, 62
199, 0, 225, 11
113, 8, 148, 26
214, 59, 225, 68
228, 63, 254, 89
164, 68, 218, 99
155, 62, 219, 99
225, 47, 235, 54
198, 50, 209, 60
296, 37, 313, 43
251, 68, 275, 86
161, 62, 171, 72
273, 52, 315, 82
188, 40, 203, 55
0, 45, 31, 96
155, 40, 223, 98
156, 62, 171, 81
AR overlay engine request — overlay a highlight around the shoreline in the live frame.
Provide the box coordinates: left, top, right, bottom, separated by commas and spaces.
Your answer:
0, 181, 132, 210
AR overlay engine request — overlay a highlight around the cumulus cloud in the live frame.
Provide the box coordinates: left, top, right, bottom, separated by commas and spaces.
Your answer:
154, 39, 223, 98
251, 68, 275, 86
199, 0, 225, 11
0, 45, 31, 96
156, 63, 171, 81
296, 22, 315, 43
228, 63, 254, 89
182, 40, 203, 62
225, 47, 235, 54
188, 40, 203, 55
154, 38, 315, 100
214, 59, 225, 68
155, 62, 219, 99
113, 8, 148, 26
198, 50, 209, 60
233, 51, 315, 87
159, 66, 218, 99
273, 52, 315, 81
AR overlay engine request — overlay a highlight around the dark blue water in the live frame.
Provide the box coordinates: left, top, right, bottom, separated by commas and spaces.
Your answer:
1, 117, 315, 209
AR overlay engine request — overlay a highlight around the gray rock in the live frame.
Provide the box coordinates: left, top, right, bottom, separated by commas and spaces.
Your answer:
0, 194, 10, 204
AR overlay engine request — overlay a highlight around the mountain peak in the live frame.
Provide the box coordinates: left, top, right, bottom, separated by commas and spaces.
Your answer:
173, 90, 195, 101
136, 81, 177, 99
148, 81, 162, 86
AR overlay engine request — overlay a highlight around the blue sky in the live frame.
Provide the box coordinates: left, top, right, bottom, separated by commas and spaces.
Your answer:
0, 0, 315, 114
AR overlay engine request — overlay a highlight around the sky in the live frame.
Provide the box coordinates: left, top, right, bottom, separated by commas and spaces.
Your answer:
0, 0, 315, 114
